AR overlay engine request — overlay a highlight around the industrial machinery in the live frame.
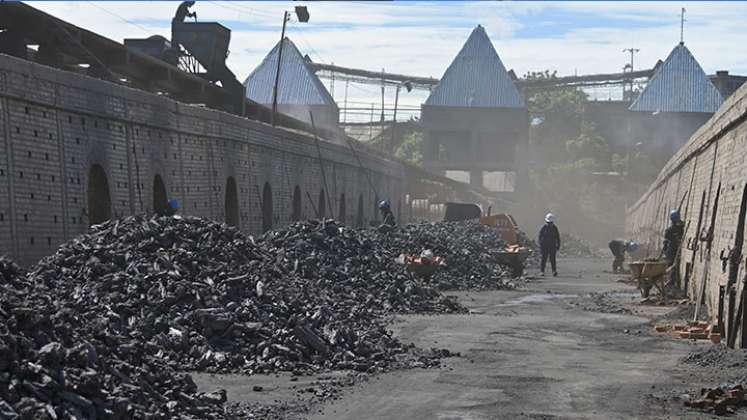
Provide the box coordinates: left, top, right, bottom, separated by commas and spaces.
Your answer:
125, 2, 246, 115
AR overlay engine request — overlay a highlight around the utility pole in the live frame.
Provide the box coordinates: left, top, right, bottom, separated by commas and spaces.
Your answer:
380, 68, 385, 123
680, 7, 686, 44
623, 47, 639, 72
622, 47, 639, 101
390, 85, 400, 156
342, 80, 349, 123
330, 62, 335, 98
369, 103, 374, 142
270, 7, 309, 127
271, 11, 289, 127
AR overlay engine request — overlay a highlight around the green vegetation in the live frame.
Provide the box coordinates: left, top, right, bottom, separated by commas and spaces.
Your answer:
394, 131, 424, 166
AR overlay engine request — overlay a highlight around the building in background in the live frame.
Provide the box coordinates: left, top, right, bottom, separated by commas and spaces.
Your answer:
421, 25, 528, 192
628, 42, 723, 159
245, 37, 340, 133
709, 70, 747, 99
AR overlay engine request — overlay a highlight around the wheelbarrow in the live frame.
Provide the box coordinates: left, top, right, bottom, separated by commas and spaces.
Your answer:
628, 260, 669, 298
496, 244, 530, 277
397, 254, 444, 281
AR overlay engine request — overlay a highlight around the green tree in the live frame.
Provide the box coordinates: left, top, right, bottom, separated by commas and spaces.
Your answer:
394, 131, 423, 166
525, 71, 595, 165
564, 121, 610, 171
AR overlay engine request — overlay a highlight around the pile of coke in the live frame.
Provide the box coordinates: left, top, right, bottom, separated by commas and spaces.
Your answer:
263, 219, 523, 292
1, 256, 244, 419
372, 221, 522, 290
1, 216, 464, 417
261, 219, 466, 313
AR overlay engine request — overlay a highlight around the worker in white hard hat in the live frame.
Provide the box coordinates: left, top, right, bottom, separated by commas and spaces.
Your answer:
538, 213, 561, 276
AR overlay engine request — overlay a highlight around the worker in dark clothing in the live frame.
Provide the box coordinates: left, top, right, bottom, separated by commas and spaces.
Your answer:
608, 239, 639, 273
378, 200, 396, 231
538, 213, 561, 277
157, 199, 179, 217
172, 1, 196, 45
662, 209, 685, 286
173, 1, 197, 23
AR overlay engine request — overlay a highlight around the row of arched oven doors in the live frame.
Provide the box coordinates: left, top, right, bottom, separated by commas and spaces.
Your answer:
86, 165, 372, 233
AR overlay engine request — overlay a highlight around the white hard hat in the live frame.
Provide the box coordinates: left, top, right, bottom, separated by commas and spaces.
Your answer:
545, 213, 556, 223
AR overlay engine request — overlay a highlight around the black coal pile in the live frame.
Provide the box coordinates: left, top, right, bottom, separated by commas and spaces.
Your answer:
559, 233, 601, 258
1, 256, 245, 419
12, 216, 459, 375
2, 216, 502, 418
374, 221, 521, 290
0, 255, 24, 282
263, 220, 521, 292
262, 219, 467, 312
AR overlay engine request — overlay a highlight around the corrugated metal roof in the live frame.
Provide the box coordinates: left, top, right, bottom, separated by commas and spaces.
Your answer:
244, 38, 337, 108
424, 25, 525, 109
630, 43, 723, 113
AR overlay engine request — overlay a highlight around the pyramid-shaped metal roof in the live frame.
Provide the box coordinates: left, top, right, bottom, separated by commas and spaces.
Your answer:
424, 25, 525, 109
245, 38, 337, 108
630, 43, 723, 113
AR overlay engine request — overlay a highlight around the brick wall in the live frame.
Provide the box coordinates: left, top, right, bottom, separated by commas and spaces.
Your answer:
0, 54, 405, 266
626, 79, 747, 347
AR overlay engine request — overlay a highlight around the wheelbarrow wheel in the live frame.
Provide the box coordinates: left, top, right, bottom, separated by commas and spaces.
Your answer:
639, 280, 652, 298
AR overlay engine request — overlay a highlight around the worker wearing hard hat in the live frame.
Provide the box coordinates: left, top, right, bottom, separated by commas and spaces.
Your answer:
378, 200, 396, 231
662, 209, 685, 286
608, 239, 639, 273
538, 213, 561, 277
157, 199, 179, 217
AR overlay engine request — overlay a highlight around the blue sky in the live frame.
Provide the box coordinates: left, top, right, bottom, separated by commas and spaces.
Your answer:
29, 1, 747, 121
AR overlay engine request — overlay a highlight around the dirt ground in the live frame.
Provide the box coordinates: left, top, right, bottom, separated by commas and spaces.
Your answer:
195, 257, 739, 419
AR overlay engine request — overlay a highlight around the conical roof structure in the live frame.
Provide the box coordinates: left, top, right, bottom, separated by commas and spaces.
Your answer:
630, 43, 723, 113
425, 25, 525, 109
245, 38, 337, 108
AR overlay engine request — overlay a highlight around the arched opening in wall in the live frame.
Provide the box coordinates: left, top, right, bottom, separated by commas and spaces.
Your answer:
262, 182, 273, 233
338, 193, 346, 224
153, 174, 168, 214
225, 177, 239, 227
292, 185, 302, 221
87, 164, 112, 226
357, 194, 364, 227
318, 189, 326, 219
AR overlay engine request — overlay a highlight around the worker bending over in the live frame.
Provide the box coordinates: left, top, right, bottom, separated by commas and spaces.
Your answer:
608, 239, 639, 273
662, 209, 685, 286
538, 213, 561, 277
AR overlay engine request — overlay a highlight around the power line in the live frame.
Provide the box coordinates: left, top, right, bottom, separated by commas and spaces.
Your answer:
86, 2, 152, 34
217, 1, 277, 19
289, 24, 327, 63
205, 1, 276, 20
